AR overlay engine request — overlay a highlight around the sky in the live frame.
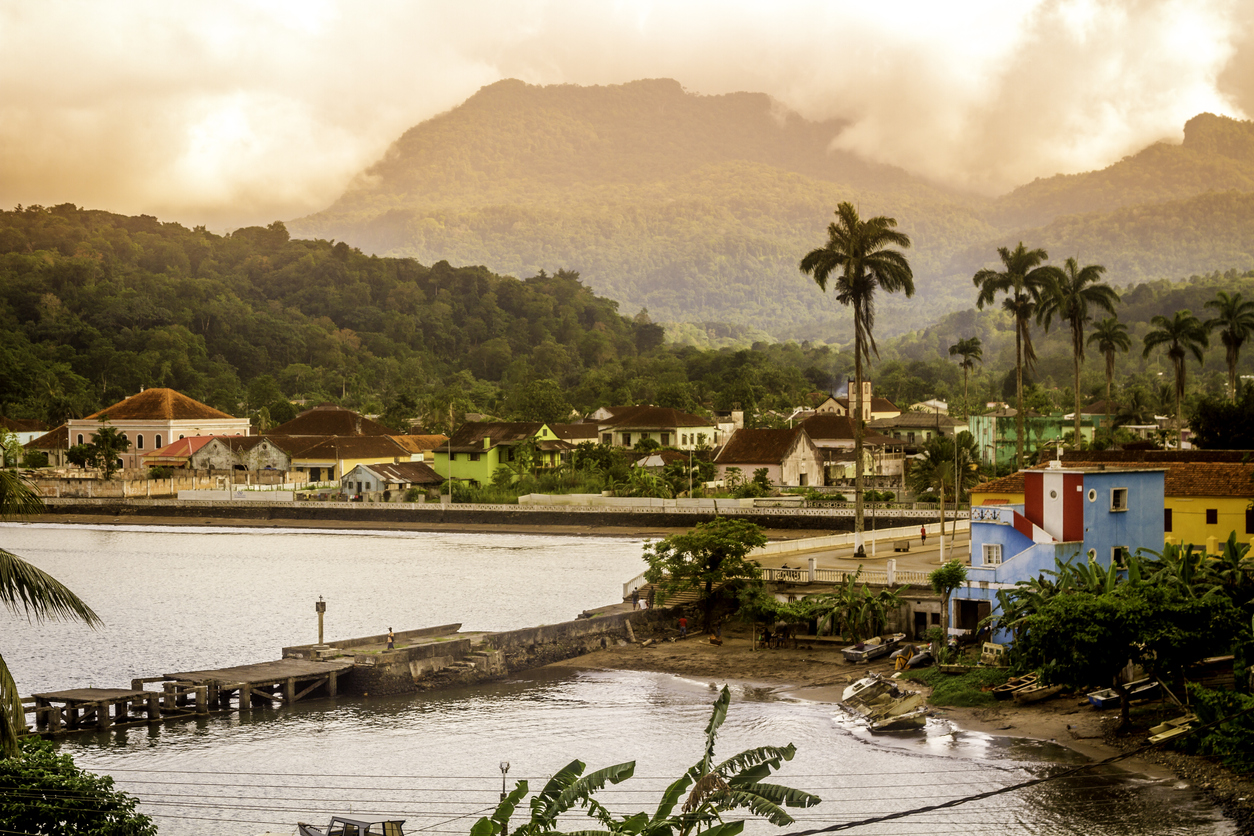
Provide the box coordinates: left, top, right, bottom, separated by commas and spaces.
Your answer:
2, 0, 1251, 231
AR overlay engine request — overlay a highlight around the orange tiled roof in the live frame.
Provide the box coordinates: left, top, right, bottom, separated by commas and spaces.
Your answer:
715, 428, 805, 465
85, 388, 237, 422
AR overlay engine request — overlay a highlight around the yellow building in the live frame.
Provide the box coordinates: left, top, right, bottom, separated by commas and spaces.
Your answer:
971, 460, 1254, 555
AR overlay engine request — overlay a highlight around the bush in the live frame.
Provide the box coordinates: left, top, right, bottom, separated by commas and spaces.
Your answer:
916, 492, 940, 503
899, 666, 1012, 707
0, 738, 156, 835
147, 466, 173, 479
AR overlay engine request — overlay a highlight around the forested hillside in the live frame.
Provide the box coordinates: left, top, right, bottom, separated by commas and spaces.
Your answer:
3, 204, 1248, 436
292, 80, 1254, 343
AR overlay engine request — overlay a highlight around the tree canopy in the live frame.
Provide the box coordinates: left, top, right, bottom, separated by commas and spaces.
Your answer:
643, 518, 767, 633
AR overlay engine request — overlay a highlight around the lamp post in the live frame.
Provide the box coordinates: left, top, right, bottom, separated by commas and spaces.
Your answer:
499, 761, 511, 836
314, 596, 328, 653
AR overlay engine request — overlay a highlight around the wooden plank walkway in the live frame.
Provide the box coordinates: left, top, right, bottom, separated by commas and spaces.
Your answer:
165, 658, 355, 711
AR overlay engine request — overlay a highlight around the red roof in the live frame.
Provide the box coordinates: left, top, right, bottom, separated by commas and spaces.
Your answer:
144, 436, 218, 461
597, 406, 711, 429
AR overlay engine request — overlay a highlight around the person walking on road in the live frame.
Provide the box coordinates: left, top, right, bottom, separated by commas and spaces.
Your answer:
920, 525, 927, 546
386, 628, 395, 650
678, 616, 688, 638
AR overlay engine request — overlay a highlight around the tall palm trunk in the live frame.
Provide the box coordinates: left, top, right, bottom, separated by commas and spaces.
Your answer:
1104, 352, 1114, 445
1015, 322, 1024, 468
853, 303, 866, 549
1073, 323, 1083, 445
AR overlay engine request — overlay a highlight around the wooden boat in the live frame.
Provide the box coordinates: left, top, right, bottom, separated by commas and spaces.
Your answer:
842, 674, 894, 703
841, 633, 905, 663
1148, 714, 1196, 744
1012, 682, 1064, 704
298, 816, 405, 835
1087, 678, 1161, 710
867, 692, 929, 733
991, 673, 1037, 700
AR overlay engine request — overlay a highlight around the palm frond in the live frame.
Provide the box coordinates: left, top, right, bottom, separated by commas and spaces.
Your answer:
0, 650, 24, 758
0, 548, 101, 625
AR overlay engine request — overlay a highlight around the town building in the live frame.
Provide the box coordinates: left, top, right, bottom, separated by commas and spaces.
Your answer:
799, 414, 902, 484
971, 451, 1254, 555
867, 412, 968, 447
340, 461, 444, 501
23, 425, 69, 467
814, 380, 900, 422
66, 388, 251, 472
431, 422, 570, 487
594, 406, 718, 450
713, 427, 823, 487
967, 409, 1097, 467
959, 463, 1167, 642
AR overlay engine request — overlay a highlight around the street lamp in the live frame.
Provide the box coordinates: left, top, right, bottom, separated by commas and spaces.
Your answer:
314, 596, 327, 650
499, 761, 511, 835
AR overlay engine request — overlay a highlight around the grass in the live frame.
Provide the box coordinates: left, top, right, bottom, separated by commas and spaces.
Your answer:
900, 666, 1013, 707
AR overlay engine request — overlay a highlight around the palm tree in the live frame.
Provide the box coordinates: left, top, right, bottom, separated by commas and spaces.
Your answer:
801, 202, 914, 548
947, 337, 983, 418
1, 471, 100, 756
1142, 311, 1209, 448
1087, 317, 1131, 444
973, 243, 1063, 468
1203, 291, 1254, 401
1036, 257, 1119, 445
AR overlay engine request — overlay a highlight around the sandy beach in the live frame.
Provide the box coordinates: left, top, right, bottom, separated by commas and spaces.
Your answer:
553, 619, 1254, 832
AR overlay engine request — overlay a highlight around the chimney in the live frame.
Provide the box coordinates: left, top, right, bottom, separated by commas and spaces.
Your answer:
354, 416, 362, 435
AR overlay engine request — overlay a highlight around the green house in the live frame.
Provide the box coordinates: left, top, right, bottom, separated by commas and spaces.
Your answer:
431, 422, 570, 486
968, 410, 1097, 468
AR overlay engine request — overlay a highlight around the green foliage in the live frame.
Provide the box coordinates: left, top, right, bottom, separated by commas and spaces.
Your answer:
471, 685, 818, 836
900, 666, 1012, 707
644, 518, 768, 633
0, 738, 156, 835
146, 466, 172, 479
1180, 684, 1254, 773
799, 568, 904, 641
1190, 386, 1254, 449
63, 426, 130, 479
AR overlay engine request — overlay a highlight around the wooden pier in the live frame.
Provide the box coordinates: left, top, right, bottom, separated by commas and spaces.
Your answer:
25, 658, 354, 737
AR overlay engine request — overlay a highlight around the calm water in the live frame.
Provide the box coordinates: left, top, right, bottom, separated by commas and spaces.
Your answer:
0, 523, 1234, 836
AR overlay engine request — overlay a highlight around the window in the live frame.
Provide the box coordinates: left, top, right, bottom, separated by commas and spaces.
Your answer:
155, 434, 162, 448
799, 473, 808, 487
602, 433, 612, 444
77, 434, 84, 445
622, 433, 632, 446
661, 433, 670, 446
136, 434, 144, 450
982, 544, 1003, 565
697, 433, 707, 445
1164, 508, 1173, 532
179, 434, 185, 440
470, 452, 481, 462
1110, 487, 1128, 511
1247, 508, 1254, 535
449, 452, 456, 461
1206, 508, 1218, 525
1112, 546, 1130, 568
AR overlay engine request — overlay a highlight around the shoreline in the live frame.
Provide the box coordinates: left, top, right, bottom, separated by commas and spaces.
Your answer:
551, 623, 1254, 825
17, 512, 831, 542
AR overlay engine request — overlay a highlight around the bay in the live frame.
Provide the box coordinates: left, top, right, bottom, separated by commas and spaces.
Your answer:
0, 523, 1234, 835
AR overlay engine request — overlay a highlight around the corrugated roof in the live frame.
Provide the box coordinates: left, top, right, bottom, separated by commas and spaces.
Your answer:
85, 388, 237, 422
287, 436, 408, 460
869, 413, 965, 429
829, 396, 900, 413
597, 406, 711, 429
390, 434, 449, 454
550, 423, 600, 442
444, 422, 545, 453
351, 461, 444, 485
800, 414, 897, 445
715, 428, 805, 465
144, 436, 218, 460
269, 404, 393, 437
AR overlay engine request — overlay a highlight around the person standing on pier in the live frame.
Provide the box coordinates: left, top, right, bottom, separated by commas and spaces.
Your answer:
386, 628, 395, 650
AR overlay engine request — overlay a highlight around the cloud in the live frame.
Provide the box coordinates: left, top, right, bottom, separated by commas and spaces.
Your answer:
0, 0, 1249, 229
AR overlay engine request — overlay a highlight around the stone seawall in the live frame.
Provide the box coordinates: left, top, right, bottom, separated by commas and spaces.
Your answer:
39, 497, 954, 532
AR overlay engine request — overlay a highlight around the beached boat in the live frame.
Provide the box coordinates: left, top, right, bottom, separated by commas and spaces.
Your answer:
1012, 682, 1064, 704
841, 633, 905, 663
991, 673, 1037, 701
1087, 678, 1161, 710
867, 692, 929, 733
842, 673, 895, 703
888, 643, 933, 670
298, 816, 405, 836
1148, 714, 1197, 744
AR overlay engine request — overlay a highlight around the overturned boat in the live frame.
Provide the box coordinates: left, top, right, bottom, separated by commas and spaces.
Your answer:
841, 633, 905, 664
841, 674, 929, 733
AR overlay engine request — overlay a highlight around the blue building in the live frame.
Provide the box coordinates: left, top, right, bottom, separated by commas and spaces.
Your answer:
955, 464, 1166, 642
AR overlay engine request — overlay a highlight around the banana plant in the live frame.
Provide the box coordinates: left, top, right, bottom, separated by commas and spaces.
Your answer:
469, 687, 818, 836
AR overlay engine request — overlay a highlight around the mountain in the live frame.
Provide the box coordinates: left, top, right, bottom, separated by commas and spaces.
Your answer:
291, 81, 1254, 342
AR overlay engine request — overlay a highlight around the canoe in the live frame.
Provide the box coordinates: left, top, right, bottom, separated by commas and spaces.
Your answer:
991, 673, 1037, 700
1013, 682, 1065, 704
1148, 714, 1196, 744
